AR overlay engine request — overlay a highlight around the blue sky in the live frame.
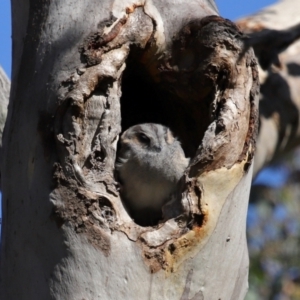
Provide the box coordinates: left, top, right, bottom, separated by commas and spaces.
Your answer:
0, 0, 11, 77
216, 0, 276, 18
0, 0, 276, 78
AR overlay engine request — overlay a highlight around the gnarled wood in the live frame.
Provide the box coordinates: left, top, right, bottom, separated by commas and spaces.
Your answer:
0, 1, 259, 299
236, 0, 300, 175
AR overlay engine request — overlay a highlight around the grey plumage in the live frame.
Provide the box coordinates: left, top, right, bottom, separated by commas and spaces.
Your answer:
116, 123, 189, 225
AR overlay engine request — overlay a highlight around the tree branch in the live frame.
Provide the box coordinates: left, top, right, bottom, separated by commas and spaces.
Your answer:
236, 0, 300, 175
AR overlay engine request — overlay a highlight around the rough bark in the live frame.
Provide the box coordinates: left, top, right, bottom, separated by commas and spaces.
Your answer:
0, 1, 258, 299
236, 0, 300, 175
0, 67, 9, 148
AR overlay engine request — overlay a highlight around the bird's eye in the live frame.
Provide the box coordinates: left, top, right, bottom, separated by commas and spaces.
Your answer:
138, 133, 150, 144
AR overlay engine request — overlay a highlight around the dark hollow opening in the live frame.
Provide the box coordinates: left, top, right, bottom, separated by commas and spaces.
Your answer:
117, 47, 212, 226
120, 49, 206, 158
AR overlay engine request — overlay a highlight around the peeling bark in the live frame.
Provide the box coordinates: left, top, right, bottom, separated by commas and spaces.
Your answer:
236, 0, 300, 175
1, 1, 259, 299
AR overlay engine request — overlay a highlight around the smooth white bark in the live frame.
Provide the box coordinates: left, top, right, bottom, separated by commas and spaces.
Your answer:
237, 0, 300, 174
0, 66, 9, 147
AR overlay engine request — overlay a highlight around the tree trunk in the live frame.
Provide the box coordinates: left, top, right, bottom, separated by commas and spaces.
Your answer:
0, 1, 259, 299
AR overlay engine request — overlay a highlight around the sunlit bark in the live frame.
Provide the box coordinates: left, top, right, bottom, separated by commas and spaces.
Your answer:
0, 1, 260, 299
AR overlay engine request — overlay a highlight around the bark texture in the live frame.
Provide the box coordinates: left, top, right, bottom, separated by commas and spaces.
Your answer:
1, 1, 258, 299
0, 67, 9, 148
236, 0, 300, 175
0, 66, 9, 188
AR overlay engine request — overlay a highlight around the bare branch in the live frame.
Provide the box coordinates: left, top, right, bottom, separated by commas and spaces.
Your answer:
236, 0, 300, 174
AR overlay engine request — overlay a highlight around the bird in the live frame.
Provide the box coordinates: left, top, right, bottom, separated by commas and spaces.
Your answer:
116, 123, 189, 226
